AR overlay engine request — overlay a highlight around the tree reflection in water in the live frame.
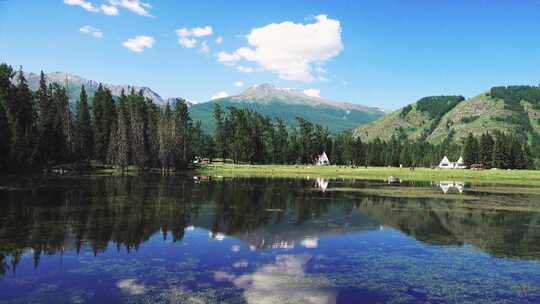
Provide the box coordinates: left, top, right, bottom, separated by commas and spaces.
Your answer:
1, 176, 540, 276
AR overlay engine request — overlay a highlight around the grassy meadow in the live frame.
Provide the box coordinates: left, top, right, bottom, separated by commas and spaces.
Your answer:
195, 163, 540, 186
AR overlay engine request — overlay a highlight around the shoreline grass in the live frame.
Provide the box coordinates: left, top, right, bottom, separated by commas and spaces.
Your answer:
195, 163, 540, 186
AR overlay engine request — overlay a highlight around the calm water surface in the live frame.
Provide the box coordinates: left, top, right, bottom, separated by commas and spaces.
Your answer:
1, 176, 540, 303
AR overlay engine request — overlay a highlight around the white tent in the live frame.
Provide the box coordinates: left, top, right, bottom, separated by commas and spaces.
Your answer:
438, 156, 451, 168
315, 152, 330, 166
439, 156, 466, 169
455, 157, 466, 169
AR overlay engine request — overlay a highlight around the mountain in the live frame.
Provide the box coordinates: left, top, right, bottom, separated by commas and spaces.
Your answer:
354, 87, 540, 144
190, 84, 385, 133
25, 71, 167, 105
23, 71, 383, 133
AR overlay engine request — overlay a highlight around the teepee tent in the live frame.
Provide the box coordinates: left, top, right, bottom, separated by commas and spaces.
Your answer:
315, 152, 330, 166
438, 156, 451, 168
439, 156, 467, 169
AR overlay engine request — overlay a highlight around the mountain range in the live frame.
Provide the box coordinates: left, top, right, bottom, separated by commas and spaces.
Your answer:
189, 84, 385, 132
25, 71, 169, 105
25, 71, 385, 133
27, 70, 540, 143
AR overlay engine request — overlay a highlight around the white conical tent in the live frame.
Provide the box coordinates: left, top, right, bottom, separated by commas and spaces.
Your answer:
316, 152, 330, 165
457, 156, 464, 165
439, 156, 451, 168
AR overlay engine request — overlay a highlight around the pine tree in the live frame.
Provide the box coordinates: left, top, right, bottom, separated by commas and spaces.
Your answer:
0, 100, 10, 169
522, 143, 533, 169
50, 83, 72, 161
479, 133, 494, 167
463, 132, 479, 166
0, 64, 14, 168
158, 102, 174, 171
173, 98, 192, 168
95, 88, 116, 164
274, 118, 288, 164
112, 91, 130, 172
351, 137, 363, 166
128, 91, 148, 169
34, 71, 59, 163
213, 103, 227, 161
296, 117, 314, 164
10, 67, 36, 165
492, 133, 506, 169
74, 85, 94, 162
146, 99, 160, 168
92, 84, 106, 161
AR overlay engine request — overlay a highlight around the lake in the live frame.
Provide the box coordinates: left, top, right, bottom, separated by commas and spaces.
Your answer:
1, 176, 540, 303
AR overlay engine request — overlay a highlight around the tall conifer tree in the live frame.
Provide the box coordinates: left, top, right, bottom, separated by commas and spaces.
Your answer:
11, 67, 36, 165
74, 85, 94, 162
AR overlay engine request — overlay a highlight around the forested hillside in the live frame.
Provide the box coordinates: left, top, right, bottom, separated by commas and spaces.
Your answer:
355, 88, 540, 148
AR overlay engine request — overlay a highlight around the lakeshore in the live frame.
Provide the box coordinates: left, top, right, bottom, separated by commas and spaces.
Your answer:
195, 163, 540, 186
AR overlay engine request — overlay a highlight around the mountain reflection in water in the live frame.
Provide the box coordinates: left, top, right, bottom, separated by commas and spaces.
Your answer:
1, 176, 540, 303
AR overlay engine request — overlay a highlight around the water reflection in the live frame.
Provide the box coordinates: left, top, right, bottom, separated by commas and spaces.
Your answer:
315, 178, 329, 192
231, 254, 336, 304
1, 176, 540, 275
437, 181, 465, 194
1, 176, 540, 303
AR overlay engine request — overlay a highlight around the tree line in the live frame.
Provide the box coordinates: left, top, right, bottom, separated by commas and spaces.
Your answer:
0, 63, 536, 172
210, 104, 535, 169
0, 64, 212, 172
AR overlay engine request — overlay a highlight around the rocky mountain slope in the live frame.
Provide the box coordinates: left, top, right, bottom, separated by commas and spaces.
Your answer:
25, 71, 168, 105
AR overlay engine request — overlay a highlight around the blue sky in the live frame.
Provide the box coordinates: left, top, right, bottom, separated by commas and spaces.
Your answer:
1, 0, 540, 109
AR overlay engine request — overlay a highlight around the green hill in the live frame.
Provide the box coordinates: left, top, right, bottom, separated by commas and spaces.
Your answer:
354, 86, 540, 146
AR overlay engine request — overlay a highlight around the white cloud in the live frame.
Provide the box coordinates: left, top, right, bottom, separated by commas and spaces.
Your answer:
123, 35, 155, 53
79, 25, 103, 38
233, 260, 249, 268
191, 26, 213, 37
302, 89, 321, 98
217, 51, 241, 65
232, 254, 335, 304
117, 279, 146, 295
199, 41, 210, 53
316, 66, 327, 74
234, 81, 244, 87
218, 15, 342, 82
65, 0, 141, 16
317, 75, 329, 82
176, 26, 214, 49
176, 28, 191, 37
109, 0, 152, 17
64, 0, 99, 12
213, 271, 236, 282
100, 4, 119, 15
215, 36, 223, 44
178, 37, 197, 48
211, 91, 229, 100
237, 65, 259, 73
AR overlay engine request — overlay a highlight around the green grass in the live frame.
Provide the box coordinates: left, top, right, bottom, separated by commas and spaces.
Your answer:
195, 163, 540, 186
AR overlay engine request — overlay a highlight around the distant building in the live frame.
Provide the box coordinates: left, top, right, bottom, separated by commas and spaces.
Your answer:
438, 156, 466, 169
315, 152, 330, 166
